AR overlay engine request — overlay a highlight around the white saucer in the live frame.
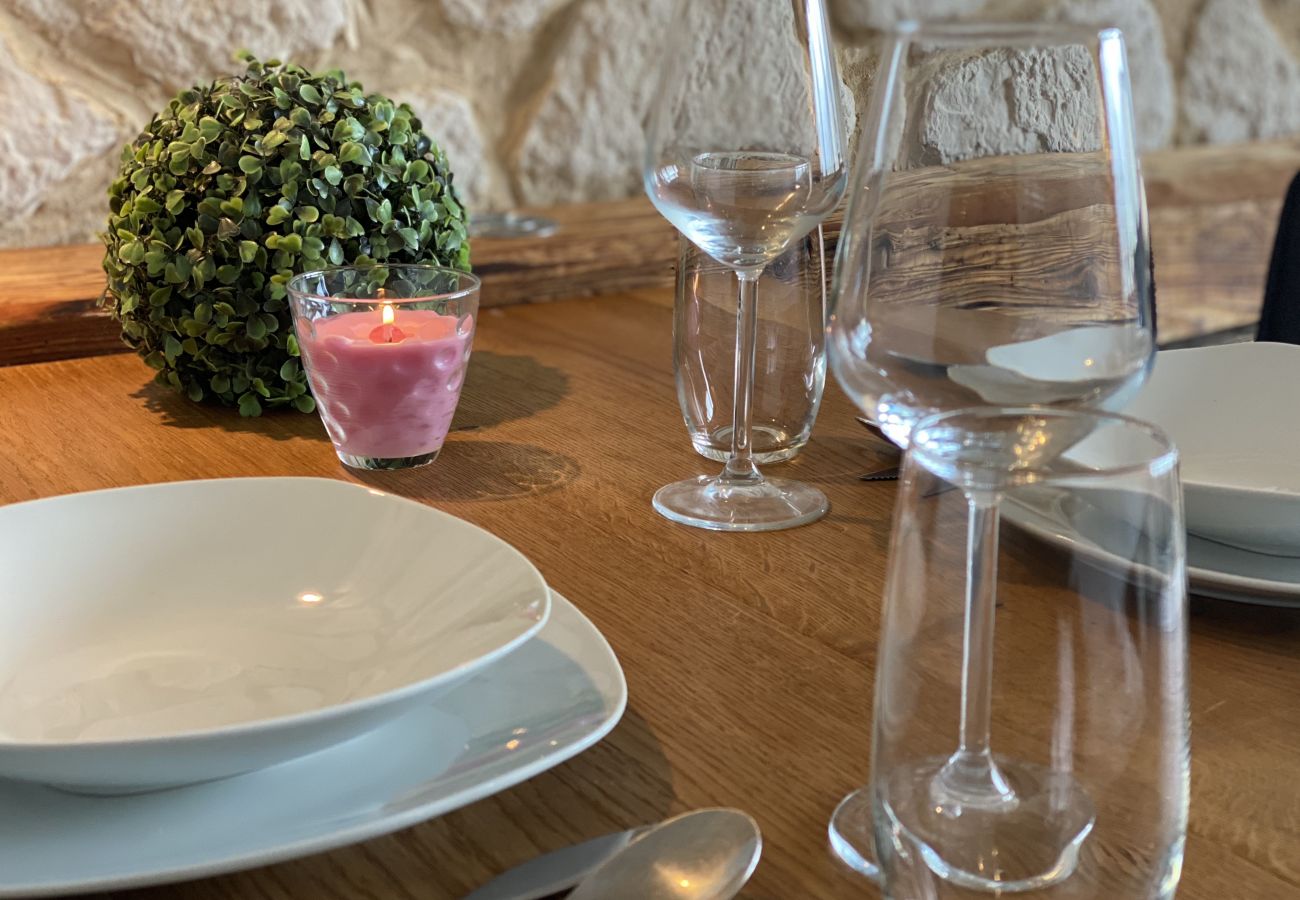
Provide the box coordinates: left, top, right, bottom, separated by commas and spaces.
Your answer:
0, 592, 625, 898
1004, 490, 1300, 608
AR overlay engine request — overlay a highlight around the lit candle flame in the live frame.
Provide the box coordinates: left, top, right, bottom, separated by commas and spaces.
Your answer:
381, 303, 395, 327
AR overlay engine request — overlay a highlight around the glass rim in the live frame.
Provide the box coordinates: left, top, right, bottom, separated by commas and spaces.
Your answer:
890, 20, 1120, 47
287, 264, 481, 305
908, 406, 1178, 483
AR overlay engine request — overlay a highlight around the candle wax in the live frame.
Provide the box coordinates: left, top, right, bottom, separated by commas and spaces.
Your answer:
298, 309, 473, 460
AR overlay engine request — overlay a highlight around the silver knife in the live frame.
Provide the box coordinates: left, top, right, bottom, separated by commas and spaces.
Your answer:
463, 827, 649, 900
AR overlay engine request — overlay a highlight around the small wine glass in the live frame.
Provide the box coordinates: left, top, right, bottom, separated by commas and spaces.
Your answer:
644, 0, 847, 531
827, 22, 1155, 889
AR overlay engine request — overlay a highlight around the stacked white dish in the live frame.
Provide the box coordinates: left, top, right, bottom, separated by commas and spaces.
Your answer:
1123, 342, 1300, 605
0, 478, 626, 896
1007, 342, 1300, 607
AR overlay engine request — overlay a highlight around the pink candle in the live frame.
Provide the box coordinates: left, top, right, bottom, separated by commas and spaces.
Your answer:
298, 307, 473, 461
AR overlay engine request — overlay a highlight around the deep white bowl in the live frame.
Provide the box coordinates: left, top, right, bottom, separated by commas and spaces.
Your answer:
0, 477, 550, 792
1124, 343, 1300, 556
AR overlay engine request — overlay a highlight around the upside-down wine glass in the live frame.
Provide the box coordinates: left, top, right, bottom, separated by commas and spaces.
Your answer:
644, 0, 847, 531
827, 23, 1155, 890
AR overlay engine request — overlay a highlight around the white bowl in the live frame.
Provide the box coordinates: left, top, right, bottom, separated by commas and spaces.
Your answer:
1123, 343, 1300, 556
0, 477, 550, 793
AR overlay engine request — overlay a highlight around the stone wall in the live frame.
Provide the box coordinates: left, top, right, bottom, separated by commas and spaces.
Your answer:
1, 0, 1297, 249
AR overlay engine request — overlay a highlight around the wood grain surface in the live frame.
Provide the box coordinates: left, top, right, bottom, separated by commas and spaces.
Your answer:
0, 290, 1295, 898
0, 138, 1297, 367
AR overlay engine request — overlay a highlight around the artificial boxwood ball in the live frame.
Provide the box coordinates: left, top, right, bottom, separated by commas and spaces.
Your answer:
102, 53, 471, 416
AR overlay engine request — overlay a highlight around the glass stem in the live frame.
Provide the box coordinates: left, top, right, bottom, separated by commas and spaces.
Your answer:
722, 267, 763, 484
934, 490, 1017, 811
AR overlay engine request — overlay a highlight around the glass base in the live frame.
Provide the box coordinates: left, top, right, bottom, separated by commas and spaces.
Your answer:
881, 755, 1095, 892
652, 474, 828, 532
337, 449, 441, 470
692, 425, 805, 464
828, 788, 880, 882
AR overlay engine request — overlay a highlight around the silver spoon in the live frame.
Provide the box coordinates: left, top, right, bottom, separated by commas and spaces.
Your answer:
567, 808, 762, 900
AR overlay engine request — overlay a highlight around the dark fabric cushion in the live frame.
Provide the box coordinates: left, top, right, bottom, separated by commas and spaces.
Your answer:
1257, 171, 1300, 344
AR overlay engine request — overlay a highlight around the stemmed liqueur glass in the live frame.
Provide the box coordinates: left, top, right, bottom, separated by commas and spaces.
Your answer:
644, 0, 847, 531
827, 23, 1155, 890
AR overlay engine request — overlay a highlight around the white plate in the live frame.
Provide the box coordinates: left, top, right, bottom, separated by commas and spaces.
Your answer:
1123, 343, 1300, 556
0, 477, 550, 792
949, 325, 1151, 406
1004, 488, 1300, 607
0, 591, 624, 897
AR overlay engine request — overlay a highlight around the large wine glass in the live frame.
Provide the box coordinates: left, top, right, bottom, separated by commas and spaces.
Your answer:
644, 0, 847, 531
827, 22, 1155, 890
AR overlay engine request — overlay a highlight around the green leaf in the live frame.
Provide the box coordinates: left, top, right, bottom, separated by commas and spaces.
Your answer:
239, 239, 259, 263
327, 237, 344, 265
296, 205, 319, 223
338, 141, 365, 165
266, 205, 291, 226
238, 393, 263, 417
376, 198, 392, 224
279, 358, 299, 381
293, 394, 316, 414
149, 285, 172, 306
117, 240, 146, 264
299, 134, 311, 160
246, 316, 267, 340
164, 334, 183, 361
323, 165, 342, 186
238, 155, 262, 174
198, 116, 223, 140
165, 190, 187, 214
216, 264, 241, 284
286, 333, 300, 356
298, 83, 323, 104
210, 374, 231, 394
194, 301, 213, 324
186, 381, 204, 402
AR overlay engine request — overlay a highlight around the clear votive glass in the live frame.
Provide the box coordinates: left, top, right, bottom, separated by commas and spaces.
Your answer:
675, 228, 827, 464
288, 265, 480, 470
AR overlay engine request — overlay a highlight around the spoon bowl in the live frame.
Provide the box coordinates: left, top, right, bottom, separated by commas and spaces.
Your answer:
568, 808, 761, 900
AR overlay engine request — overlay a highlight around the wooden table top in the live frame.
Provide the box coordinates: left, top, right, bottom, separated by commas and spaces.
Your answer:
0, 288, 1298, 899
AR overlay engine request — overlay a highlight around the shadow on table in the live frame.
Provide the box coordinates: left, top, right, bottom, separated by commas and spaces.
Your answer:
350, 441, 580, 502
130, 379, 322, 442
451, 351, 570, 432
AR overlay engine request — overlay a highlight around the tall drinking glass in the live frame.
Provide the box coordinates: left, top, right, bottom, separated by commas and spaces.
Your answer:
863, 408, 1187, 898
676, 228, 827, 464
644, 0, 847, 531
827, 23, 1155, 887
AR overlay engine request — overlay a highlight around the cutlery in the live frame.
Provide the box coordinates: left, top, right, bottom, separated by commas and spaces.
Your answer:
464, 827, 647, 900
465, 808, 761, 900
569, 808, 761, 900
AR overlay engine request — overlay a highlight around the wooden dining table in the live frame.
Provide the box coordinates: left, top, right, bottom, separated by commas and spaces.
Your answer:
0, 285, 1297, 899
0, 139, 1298, 898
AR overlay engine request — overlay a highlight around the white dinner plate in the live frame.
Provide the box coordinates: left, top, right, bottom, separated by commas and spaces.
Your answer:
1123, 343, 1300, 556
1003, 488, 1300, 608
0, 477, 549, 792
0, 591, 624, 897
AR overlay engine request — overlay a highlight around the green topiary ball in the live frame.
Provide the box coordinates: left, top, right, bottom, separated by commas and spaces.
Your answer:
102, 53, 471, 416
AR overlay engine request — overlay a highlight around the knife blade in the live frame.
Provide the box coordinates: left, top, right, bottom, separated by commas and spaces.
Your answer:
463, 827, 648, 900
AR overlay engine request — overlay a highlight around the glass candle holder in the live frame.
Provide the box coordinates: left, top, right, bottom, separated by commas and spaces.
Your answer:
288, 265, 480, 470
675, 228, 827, 464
